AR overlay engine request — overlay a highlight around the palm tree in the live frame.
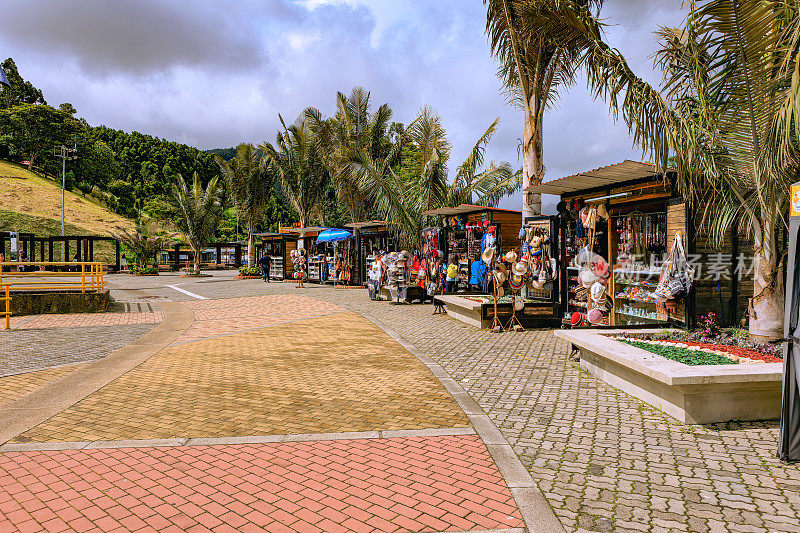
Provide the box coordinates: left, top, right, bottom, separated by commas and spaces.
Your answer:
484, 0, 604, 218
304, 87, 394, 222
215, 143, 269, 266
446, 118, 522, 207
172, 172, 223, 275
352, 110, 521, 248
515, 0, 799, 339
260, 113, 327, 233
111, 219, 169, 272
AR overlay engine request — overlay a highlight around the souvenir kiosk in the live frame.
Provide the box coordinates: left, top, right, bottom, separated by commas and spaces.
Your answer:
345, 221, 397, 285
314, 228, 356, 285
278, 226, 323, 282
527, 160, 754, 329
255, 232, 298, 281
421, 204, 523, 293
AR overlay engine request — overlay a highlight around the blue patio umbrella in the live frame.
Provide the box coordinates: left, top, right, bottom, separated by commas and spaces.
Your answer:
316, 228, 353, 244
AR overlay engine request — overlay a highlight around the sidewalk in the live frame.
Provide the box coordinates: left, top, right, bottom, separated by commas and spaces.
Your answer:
0, 289, 541, 532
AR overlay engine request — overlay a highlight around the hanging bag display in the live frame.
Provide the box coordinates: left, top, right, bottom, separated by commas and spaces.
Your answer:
655, 232, 693, 300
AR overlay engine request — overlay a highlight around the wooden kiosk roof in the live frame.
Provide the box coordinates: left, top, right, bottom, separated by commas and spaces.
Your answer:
344, 220, 389, 230
254, 232, 296, 240
525, 160, 660, 196
422, 204, 522, 217
278, 226, 326, 237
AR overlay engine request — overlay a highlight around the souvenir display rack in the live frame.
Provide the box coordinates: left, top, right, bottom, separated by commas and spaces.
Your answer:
422, 204, 523, 295
346, 221, 396, 285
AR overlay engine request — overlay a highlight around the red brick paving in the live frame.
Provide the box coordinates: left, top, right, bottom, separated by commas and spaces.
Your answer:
10, 312, 163, 330
175, 294, 346, 343
0, 435, 523, 532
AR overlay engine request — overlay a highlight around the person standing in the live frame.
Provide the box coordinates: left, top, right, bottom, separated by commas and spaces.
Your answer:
446, 255, 458, 293
258, 252, 272, 282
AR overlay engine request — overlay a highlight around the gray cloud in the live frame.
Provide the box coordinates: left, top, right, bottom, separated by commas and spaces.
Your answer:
0, 0, 280, 74
0, 0, 687, 213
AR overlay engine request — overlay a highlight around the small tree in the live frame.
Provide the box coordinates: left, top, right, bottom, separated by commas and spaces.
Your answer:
111, 219, 168, 272
172, 172, 222, 275
215, 143, 269, 266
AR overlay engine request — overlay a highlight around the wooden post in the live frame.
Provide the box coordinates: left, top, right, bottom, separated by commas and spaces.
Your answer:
48, 238, 54, 263
173, 244, 180, 271
115, 239, 120, 272
216, 245, 222, 267
89, 238, 94, 262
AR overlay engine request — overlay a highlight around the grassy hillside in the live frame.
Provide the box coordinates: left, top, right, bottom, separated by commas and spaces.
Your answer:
0, 161, 134, 236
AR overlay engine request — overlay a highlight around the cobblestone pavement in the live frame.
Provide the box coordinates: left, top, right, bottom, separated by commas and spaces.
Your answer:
13, 307, 468, 443
0, 436, 523, 533
138, 273, 800, 533
0, 324, 157, 377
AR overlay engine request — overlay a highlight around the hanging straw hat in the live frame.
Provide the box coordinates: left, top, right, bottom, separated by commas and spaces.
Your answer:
596, 204, 609, 219
509, 273, 525, 290
579, 269, 596, 288
496, 263, 508, 276
482, 246, 495, 264
493, 270, 507, 285
504, 250, 518, 263
512, 261, 527, 276
590, 281, 606, 303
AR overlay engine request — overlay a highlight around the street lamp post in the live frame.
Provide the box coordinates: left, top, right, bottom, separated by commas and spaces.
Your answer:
53, 145, 77, 260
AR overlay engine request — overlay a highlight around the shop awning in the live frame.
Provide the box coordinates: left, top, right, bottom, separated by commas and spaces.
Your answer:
525, 160, 660, 195
316, 229, 353, 243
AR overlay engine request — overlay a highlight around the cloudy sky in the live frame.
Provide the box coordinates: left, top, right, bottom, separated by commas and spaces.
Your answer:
0, 0, 685, 212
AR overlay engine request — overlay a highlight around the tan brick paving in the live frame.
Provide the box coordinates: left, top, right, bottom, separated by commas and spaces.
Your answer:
0, 365, 87, 408
13, 311, 468, 443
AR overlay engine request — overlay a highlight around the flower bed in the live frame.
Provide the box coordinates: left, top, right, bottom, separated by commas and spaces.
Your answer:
618, 338, 738, 365
612, 330, 781, 364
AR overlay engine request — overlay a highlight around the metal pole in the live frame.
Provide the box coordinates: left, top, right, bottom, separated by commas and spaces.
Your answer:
61, 147, 65, 240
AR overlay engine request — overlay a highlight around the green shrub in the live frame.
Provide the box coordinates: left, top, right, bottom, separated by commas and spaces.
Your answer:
239, 266, 260, 276
129, 265, 158, 275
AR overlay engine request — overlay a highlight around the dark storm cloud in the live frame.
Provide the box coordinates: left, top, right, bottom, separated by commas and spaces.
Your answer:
0, 0, 284, 74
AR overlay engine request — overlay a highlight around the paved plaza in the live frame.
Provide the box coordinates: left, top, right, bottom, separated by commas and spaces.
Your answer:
1, 271, 800, 532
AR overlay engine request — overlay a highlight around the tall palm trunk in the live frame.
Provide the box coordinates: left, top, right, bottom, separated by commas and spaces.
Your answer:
247, 231, 256, 266
750, 220, 784, 339
521, 100, 544, 217
192, 245, 201, 276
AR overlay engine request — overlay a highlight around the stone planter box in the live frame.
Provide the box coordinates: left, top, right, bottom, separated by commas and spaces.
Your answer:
10, 290, 110, 316
554, 329, 782, 424
437, 295, 559, 329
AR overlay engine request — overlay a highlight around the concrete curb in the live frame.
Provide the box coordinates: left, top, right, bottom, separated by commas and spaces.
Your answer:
360, 314, 566, 533
0, 427, 478, 451
0, 301, 195, 445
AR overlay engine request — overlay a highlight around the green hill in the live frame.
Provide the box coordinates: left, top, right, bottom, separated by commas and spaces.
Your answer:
0, 160, 134, 237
